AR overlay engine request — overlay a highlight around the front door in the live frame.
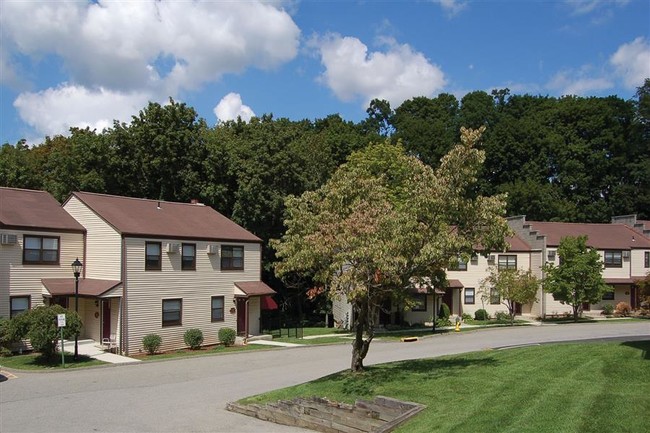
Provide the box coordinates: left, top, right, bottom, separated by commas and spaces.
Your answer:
102, 300, 111, 340
236, 298, 247, 336
442, 290, 453, 315
515, 302, 522, 315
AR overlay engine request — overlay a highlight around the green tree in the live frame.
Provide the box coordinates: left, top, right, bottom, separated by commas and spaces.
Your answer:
543, 236, 611, 321
273, 127, 510, 372
12, 305, 83, 360
480, 267, 539, 325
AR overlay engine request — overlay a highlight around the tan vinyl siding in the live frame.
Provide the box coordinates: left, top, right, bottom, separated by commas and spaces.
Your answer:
63, 196, 122, 280
80, 298, 101, 341
631, 249, 650, 277
124, 238, 261, 354
332, 294, 352, 329
1, 229, 84, 318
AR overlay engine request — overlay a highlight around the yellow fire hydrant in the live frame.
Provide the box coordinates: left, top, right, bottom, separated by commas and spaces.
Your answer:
455, 316, 461, 332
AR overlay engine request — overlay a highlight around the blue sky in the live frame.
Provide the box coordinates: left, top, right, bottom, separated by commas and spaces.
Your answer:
1, 0, 649, 145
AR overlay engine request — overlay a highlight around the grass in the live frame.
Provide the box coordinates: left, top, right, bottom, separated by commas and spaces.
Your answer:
240, 340, 650, 433
0, 352, 106, 370
134, 343, 270, 361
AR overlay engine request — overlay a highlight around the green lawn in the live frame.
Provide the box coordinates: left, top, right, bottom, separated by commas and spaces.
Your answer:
0, 353, 106, 370
135, 343, 270, 361
240, 340, 650, 433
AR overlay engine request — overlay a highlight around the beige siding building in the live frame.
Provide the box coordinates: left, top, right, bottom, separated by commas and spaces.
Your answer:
62, 192, 274, 355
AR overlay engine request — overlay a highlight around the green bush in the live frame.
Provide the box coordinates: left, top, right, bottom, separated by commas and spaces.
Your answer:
439, 303, 451, 319
461, 313, 472, 321
142, 334, 162, 355
601, 304, 615, 315
474, 309, 490, 321
218, 327, 236, 347
495, 311, 510, 321
435, 318, 452, 328
14, 305, 82, 360
183, 328, 204, 350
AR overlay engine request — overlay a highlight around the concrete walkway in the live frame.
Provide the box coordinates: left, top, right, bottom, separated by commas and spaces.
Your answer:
60, 339, 141, 364
246, 339, 303, 347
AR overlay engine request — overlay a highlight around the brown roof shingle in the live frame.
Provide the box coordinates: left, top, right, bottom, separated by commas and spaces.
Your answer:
234, 281, 276, 297
42, 278, 122, 297
69, 192, 261, 242
526, 221, 650, 249
0, 188, 85, 232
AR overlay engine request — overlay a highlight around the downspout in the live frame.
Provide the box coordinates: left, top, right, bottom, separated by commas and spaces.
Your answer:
121, 236, 127, 355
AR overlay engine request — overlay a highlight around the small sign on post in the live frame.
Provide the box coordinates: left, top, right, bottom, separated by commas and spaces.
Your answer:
57, 314, 66, 367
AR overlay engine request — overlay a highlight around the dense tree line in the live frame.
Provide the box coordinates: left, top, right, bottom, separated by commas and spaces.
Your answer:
2, 82, 649, 312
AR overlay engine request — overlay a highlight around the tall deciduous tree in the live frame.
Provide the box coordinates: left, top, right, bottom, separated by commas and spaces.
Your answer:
480, 267, 539, 325
543, 236, 611, 321
273, 127, 510, 372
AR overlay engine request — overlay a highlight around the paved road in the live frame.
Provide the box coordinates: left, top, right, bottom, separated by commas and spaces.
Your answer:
1, 322, 648, 433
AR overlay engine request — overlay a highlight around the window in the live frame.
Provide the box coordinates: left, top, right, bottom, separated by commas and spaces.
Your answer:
145, 242, 162, 270
464, 288, 475, 305
162, 299, 182, 326
604, 250, 622, 268
490, 288, 500, 305
449, 257, 467, 271
410, 294, 427, 312
182, 243, 196, 270
498, 255, 517, 270
470, 254, 479, 265
10, 296, 30, 318
645, 251, 649, 268
23, 235, 59, 264
211, 296, 225, 322
602, 291, 615, 300
221, 245, 244, 270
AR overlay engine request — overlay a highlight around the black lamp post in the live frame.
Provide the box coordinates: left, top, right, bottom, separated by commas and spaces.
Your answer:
71, 257, 83, 361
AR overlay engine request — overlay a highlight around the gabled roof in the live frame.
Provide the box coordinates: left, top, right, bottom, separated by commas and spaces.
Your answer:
526, 221, 650, 249
234, 281, 276, 297
0, 187, 85, 233
68, 192, 261, 242
505, 234, 531, 252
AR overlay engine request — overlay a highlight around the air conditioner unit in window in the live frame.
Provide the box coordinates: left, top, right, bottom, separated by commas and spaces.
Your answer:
547, 250, 556, 262
166, 243, 179, 254
207, 244, 218, 255
1, 234, 18, 245
622, 250, 630, 260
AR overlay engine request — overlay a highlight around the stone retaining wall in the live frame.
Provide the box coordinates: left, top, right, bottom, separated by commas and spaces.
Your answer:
226, 395, 425, 433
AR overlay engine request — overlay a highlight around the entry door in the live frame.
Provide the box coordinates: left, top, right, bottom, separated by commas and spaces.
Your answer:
515, 302, 522, 315
236, 298, 247, 336
442, 290, 453, 315
102, 300, 111, 340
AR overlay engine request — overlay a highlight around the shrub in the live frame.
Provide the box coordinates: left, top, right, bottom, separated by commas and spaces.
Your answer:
461, 313, 472, 321
439, 303, 450, 319
183, 328, 204, 350
601, 304, 615, 316
615, 302, 631, 317
18, 305, 82, 360
495, 311, 510, 321
142, 334, 162, 355
435, 318, 452, 328
218, 327, 236, 347
474, 309, 489, 321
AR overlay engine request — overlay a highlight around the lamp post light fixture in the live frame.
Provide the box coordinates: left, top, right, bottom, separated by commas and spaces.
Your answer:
71, 257, 83, 361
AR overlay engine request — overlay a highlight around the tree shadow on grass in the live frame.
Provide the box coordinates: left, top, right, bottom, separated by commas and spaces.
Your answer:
28, 353, 97, 368
311, 356, 499, 398
620, 340, 650, 360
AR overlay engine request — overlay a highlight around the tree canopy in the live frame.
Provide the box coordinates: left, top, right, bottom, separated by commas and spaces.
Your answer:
480, 267, 539, 325
273, 127, 510, 371
543, 236, 611, 321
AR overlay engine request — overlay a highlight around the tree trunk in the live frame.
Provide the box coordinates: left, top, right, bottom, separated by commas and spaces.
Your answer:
350, 301, 374, 372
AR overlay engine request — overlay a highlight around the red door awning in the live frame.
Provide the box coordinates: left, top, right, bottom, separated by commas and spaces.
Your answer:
260, 296, 278, 310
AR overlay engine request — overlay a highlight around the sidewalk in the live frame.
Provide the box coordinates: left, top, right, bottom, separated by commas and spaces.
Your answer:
59, 339, 141, 364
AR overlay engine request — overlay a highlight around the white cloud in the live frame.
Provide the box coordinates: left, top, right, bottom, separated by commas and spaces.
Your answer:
13, 85, 152, 137
432, 0, 468, 17
610, 37, 650, 89
313, 34, 446, 108
565, 0, 630, 16
213, 93, 256, 123
546, 70, 613, 95
1, 0, 299, 136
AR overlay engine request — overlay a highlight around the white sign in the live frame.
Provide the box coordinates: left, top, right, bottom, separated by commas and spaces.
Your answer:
57, 314, 66, 328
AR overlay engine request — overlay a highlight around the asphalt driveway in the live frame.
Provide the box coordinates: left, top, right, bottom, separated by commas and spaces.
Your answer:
1, 322, 648, 433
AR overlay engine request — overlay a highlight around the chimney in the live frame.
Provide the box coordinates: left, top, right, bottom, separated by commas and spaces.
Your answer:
190, 199, 199, 205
